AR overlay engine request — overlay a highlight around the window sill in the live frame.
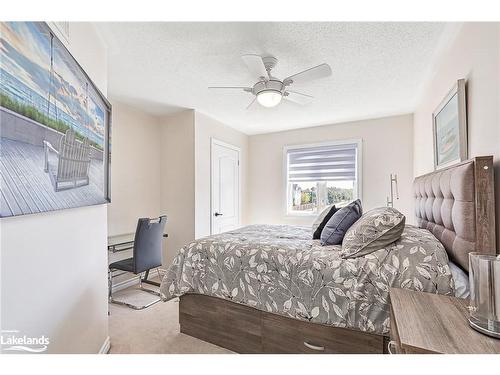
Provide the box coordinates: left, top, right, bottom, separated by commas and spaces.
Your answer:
285, 212, 318, 217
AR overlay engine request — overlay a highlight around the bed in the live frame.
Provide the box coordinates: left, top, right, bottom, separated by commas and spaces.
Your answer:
160, 156, 496, 353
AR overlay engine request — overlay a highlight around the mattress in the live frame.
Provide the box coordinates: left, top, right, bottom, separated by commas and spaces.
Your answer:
160, 224, 454, 335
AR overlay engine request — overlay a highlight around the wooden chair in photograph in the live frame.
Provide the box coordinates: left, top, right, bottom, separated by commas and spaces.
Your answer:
43, 128, 91, 191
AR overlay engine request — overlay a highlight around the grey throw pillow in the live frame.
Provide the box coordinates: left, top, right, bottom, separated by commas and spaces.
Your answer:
320, 199, 362, 246
341, 206, 405, 258
312, 205, 337, 239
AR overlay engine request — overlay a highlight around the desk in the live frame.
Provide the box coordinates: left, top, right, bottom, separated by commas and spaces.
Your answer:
108, 233, 169, 253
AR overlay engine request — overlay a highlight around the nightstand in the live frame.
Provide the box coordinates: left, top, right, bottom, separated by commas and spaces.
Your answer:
389, 288, 500, 354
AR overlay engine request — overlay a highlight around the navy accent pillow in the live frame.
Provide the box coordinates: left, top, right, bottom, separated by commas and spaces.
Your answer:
320, 199, 363, 246
313, 205, 338, 239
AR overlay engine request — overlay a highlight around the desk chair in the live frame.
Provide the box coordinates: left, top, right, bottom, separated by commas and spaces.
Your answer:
108, 216, 166, 310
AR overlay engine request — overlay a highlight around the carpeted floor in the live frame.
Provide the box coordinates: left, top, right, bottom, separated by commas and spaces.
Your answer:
108, 282, 233, 354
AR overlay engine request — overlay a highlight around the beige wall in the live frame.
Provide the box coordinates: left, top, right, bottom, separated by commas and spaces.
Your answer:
248, 114, 414, 226
107, 101, 162, 236
1, 23, 109, 353
106, 108, 249, 266
413, 23, 500, 240
194, 111, 249, 238
159, 110, 196, 265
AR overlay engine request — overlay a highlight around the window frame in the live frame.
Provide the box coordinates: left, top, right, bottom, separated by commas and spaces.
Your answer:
283, 138, 363, 217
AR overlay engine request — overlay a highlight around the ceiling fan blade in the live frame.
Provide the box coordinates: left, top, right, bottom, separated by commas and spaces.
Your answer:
208, 86, 252, 91
284, 63, 332, 85
284, 90, 314, 105
245, 97, 257, 110
242, 54, 269, 80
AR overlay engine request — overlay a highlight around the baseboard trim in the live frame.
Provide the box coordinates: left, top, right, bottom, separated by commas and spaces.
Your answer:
99, 336, 111, 354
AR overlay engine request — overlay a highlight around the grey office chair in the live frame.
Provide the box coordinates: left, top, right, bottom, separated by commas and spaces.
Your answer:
108, 216, 166, 310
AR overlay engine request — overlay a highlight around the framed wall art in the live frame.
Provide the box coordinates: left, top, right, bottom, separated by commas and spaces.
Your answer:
432, 78, 467, 170
0, 22, 111, 217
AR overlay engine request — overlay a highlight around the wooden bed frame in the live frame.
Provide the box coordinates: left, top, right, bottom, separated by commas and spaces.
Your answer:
180, 293, 387, 353
179, 156, 496, 354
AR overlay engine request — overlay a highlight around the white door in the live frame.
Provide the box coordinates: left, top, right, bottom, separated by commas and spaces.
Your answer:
211, 139, 240, 235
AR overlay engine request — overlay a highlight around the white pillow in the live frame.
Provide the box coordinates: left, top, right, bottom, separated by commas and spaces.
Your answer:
312, 205, 333, 233
449, 261, 470, 298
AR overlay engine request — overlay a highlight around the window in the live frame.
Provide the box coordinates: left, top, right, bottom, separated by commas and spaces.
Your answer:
285, 140, 361, 215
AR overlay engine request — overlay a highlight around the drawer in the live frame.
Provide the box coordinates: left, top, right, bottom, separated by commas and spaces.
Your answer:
262, 312, 383, 354
179, 294, 262, 353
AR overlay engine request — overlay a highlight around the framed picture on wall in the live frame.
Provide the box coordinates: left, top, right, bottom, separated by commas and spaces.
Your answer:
0, 22, 111, 218
432, 79, 467, 170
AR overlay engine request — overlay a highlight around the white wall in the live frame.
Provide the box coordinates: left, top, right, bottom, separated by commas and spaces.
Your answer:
159, 110, 196, 265
248, 114, 414, 226
194, 111, 249, 238
107, 101, 162, 236
0, 23, 109, 353
413, 23, 500, 240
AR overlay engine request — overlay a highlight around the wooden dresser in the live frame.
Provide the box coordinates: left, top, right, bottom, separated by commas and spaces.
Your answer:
389, 288, 500, 354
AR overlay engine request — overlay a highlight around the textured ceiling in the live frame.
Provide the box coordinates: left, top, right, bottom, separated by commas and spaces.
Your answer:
97, 22, 451, 135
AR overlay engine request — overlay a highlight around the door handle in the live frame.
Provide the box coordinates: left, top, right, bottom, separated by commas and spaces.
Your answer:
214, 212, 223, 217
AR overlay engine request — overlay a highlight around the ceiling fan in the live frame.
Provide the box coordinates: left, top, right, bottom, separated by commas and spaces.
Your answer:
209, 55, 332, 109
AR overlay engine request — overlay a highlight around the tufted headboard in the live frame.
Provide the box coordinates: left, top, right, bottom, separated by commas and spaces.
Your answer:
413, 156, 496, 271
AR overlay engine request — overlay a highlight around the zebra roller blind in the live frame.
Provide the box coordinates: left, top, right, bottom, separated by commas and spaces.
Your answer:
287, 142, 358, 182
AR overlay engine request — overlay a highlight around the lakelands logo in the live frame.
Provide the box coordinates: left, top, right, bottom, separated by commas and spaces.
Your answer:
1, 330, 49, 353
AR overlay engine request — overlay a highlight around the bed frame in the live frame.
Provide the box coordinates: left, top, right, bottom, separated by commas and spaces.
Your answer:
179, 156, 496, 353
413, 156, 496, 270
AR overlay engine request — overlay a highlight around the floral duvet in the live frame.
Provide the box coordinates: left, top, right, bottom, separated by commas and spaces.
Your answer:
160, 224, 454, 335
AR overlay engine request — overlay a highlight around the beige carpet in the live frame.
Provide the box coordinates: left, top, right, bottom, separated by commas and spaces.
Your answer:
108, 282, 233, 354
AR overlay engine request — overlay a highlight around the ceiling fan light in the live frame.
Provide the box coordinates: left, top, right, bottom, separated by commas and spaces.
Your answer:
257, 90, 282, 108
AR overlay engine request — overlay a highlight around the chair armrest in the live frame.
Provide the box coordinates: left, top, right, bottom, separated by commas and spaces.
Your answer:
43, 140, 59, 173
43, 140, 59, 155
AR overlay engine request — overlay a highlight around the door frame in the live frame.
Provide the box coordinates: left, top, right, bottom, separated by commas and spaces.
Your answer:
210, 138, 241, 235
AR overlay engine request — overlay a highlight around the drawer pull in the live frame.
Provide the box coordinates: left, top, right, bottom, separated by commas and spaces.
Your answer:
387, 340, 398, 354
303, 341, 325, 351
